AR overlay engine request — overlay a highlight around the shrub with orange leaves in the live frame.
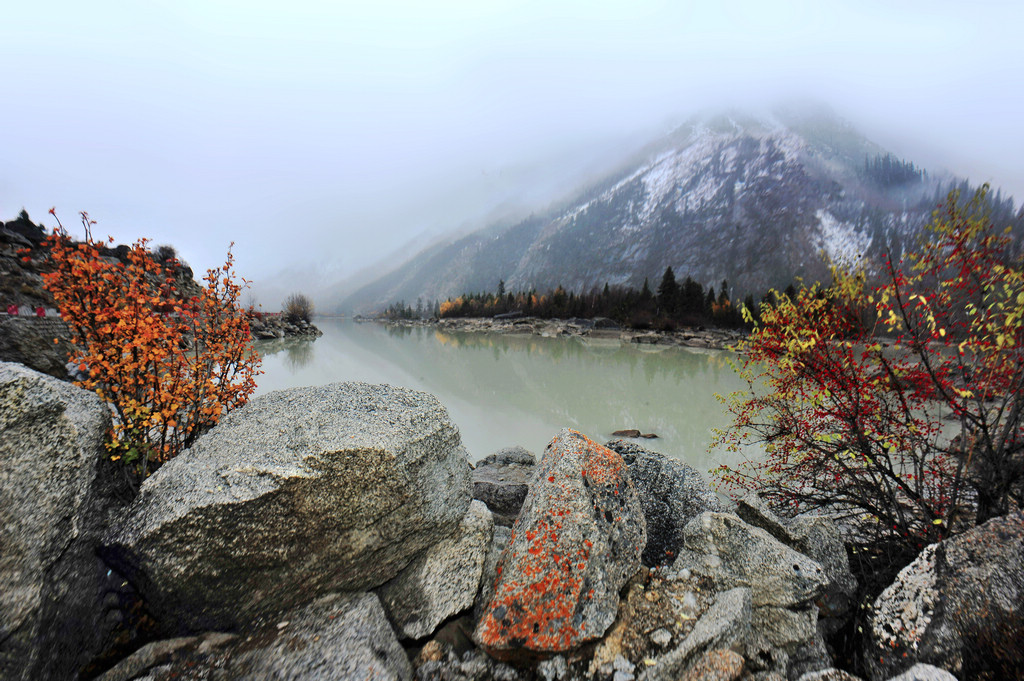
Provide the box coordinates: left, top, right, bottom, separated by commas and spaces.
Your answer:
41, 211, 261, 488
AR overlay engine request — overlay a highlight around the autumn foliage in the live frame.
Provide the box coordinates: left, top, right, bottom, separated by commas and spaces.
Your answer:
40, 211, 261, 485
714, 186, 1023, 552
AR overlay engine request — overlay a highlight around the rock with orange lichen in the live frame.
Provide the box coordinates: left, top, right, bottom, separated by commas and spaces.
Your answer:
473, 428, 646, 657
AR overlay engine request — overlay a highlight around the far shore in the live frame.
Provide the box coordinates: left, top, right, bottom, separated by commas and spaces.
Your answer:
359, 314, 747, 351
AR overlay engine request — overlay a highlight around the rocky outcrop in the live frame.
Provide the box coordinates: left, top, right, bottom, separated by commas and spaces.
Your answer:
867, 511, 1024, 680
248, 313, 322, 340
474, 429, 646, 656
472, 446, 537, 527
103, 381, 473, 632
377, 500, 494, 639
0, 362, 122, 680
606, 439, 723, 566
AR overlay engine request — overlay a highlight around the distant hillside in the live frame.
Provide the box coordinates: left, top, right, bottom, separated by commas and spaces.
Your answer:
334, 107, 1022, 314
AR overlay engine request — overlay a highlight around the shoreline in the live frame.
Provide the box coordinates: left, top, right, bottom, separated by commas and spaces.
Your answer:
360, 315, 747, 351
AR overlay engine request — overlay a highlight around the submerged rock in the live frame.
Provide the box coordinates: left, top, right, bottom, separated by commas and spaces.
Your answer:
103, 382, 472, 632
474, 429, 646, 656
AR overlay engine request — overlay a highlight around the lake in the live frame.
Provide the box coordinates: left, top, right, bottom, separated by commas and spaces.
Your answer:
255, 319, 752, 472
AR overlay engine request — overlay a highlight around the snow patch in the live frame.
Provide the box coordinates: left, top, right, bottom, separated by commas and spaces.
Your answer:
816, 209, 871, 267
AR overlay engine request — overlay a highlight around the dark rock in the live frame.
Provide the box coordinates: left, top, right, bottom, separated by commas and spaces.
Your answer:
867, 511, 1024, 680
0, 362, 123, 680
593, 317, 620, 330
136, 592, 412, 681
612, 429, 642, 437
474, 429, 646, 656
96, 633, 236, 681
606, 440, 723, 566
377, 500, 493, 639
473, 448, 537, 526
0, 316, 74, 379
475, 525, 513, 623
479, 446, 536, 467
103, 382, 472, 633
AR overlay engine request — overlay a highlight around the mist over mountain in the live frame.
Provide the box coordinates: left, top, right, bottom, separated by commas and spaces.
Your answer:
332, 106, 1021, 315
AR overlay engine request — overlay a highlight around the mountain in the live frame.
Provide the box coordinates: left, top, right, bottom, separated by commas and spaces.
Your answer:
333, 106, 1020, 314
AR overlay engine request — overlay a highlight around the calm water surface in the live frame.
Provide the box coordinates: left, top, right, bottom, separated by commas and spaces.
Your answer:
255, 319, 750, 472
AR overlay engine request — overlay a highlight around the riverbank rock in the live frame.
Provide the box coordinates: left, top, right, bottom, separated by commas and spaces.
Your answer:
103, 382, 472, 633
737, 494, 856, 632
472, 446, 537, 526
100, 592, 411, 681
377, 500, 494, 639
674, 512, 827, 610
474, 429, 646, 657
605, 440, 723, 566
867, 511, 1024, 680
0, 362, 121, 680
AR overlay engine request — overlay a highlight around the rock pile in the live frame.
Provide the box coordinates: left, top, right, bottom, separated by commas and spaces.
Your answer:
2, 363, 1018, 681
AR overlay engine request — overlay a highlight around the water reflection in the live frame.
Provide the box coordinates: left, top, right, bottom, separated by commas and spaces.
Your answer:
256, 337, 317, 371
255, 319, 750, 471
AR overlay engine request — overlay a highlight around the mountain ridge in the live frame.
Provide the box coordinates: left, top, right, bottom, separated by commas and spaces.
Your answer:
332, 106, 1020, 314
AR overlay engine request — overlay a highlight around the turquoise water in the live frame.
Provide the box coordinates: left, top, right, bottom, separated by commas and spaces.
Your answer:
255, 319, 749, 471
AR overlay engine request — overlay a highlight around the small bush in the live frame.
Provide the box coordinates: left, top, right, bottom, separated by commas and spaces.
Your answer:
283, 292, 314, 324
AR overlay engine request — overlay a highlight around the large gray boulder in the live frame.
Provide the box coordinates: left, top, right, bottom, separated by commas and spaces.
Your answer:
474, 429, 646, 657
103, 382, 473, 632
606, 439, 723, 566
673, 512, 827, 609
737, 494, 857, 631
377, 500, 494, 639
867, 511, 1024, 680
0, 362, 119, 680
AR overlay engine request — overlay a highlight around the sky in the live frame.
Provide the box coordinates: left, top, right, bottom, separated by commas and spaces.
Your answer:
3, 0, 1023, 305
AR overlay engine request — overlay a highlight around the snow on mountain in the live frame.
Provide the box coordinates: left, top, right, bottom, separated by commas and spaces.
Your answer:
333, 107, 1011, 314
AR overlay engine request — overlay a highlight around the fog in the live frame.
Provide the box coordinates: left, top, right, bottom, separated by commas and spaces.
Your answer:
3, 0, 1022, 308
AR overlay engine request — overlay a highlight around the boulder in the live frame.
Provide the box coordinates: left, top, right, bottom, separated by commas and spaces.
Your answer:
673, 512, 827, 609
109, 593, 412, 681
737, 495, 856, 631
884, 664, 959, 681
867, 511, 1024, 680
103, 382, 472, 632
472, 446, 537, 526
475, 524, 513, 623
0, 362, 121, 680
474, 429, 646, 656
606, 440, 723, 566
377, 500, 494, 639
0, 316, 74, 379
